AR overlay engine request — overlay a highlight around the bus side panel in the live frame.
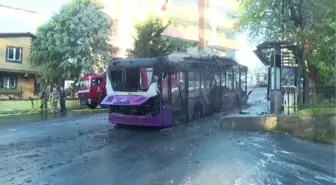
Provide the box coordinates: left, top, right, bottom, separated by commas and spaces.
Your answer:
161, 108, 173, 126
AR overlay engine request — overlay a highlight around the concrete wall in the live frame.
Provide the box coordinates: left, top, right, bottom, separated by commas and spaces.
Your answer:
221, 114, 336, 144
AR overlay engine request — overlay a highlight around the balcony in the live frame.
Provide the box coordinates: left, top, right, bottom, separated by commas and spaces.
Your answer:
165, 3, 198, 22
162, 25, 198, 42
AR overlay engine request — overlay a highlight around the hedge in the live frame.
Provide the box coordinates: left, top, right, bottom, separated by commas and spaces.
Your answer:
0, 88, 23, 98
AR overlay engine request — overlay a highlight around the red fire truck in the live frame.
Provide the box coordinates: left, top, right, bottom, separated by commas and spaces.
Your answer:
77, 72, 107, 109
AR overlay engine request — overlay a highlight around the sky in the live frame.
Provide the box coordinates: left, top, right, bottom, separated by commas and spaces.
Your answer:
236, 34, 263, 71
0, 0, 262, 70
0, 0, 68, 20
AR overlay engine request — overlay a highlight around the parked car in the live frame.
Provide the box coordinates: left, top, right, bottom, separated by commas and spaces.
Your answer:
259, 81, 267, 87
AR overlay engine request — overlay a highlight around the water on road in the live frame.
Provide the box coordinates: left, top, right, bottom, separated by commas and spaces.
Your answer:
228, 87, 269, 117
0, 88, 334, 185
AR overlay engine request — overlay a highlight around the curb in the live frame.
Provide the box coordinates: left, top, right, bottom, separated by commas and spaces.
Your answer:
221, 114, 336, 144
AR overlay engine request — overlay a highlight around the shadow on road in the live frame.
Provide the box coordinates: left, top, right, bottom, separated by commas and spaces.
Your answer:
114, 124, 172, 132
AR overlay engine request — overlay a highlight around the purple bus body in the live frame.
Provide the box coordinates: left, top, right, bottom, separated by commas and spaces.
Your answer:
108, 110, 172, 127
101, 89, 245, 127
101, 95, 173, 127
103, 54, 248, 127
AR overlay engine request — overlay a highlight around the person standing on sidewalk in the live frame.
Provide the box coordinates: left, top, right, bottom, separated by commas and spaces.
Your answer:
49, 87, 59, 113
59, 87, 67, 113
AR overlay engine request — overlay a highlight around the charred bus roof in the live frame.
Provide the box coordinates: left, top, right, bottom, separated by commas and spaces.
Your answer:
108, 52, 247, 71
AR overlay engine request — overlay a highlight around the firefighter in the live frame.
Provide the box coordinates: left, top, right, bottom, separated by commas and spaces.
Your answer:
49, 87, 59, 113
40, 91, 48, 113
59, 87, 67, 113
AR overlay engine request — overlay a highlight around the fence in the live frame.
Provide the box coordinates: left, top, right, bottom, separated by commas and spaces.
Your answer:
303, 86, 336, 108
283, 86, 336, 115
282, 86, 298, 115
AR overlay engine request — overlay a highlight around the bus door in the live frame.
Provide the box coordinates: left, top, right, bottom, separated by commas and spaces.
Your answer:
168, 71, 188, 122
213, 69, 221, 111
182, 71, 189, 122
162, 71, 181, 120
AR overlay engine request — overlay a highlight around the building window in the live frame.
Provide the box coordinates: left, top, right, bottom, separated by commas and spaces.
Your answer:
6, 46, 23, 63
171, 0, 198, 6
171, 18, 198, 28
216, 27, 226, 34
226, 32, 236, 40
0, 76, 17, 89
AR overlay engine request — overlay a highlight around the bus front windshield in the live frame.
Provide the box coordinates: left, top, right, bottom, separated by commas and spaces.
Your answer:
110, 68, 158, 92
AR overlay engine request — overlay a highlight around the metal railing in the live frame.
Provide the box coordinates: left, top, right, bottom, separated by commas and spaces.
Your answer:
301, 86, 336, 108
282, 86, 336, 115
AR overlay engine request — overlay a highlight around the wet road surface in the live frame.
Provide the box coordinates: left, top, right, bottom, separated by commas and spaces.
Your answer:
0, 88, 335, 185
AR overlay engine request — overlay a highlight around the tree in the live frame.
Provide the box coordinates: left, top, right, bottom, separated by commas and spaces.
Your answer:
304, 2, 336, 86
247, 70, 254, 84
237, 0, 335, 86
126, 15, 178, 58
253, 66, 267, 85
237, 0, 336, 104
30, 0, 116, 86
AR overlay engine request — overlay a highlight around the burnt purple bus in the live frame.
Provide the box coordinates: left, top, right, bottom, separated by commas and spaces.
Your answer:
101, 52, 248, 127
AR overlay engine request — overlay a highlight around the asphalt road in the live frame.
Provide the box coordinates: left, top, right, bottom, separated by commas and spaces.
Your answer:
0, 88, 335, 185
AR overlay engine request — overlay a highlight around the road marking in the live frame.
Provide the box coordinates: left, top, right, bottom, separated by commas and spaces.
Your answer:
8, 129, 17, 132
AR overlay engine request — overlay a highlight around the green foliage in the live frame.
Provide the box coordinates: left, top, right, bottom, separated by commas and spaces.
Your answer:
237, 0, 323, 43
0, 88, 23, 98
304, 1, 336, 85
297, 107, 336, 116
126, 15, 179, 58
237, 0, 335, 85
30, 0, 116, 85
0, 99, 82, 116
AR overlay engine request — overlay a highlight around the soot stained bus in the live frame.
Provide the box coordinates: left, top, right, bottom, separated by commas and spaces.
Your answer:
101, 52, 248, 127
